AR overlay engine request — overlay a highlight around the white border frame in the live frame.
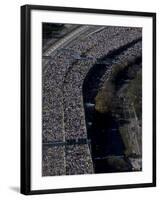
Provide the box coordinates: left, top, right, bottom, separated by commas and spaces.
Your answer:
31, 9, 153, 190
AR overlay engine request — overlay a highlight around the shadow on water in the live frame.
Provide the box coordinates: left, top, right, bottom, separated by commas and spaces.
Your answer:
86, 109, 132, 173
90, 112, 124, 158
82, 54, 137, 173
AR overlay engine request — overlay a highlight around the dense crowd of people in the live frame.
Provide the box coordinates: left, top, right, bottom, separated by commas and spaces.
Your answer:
42, 25, 142, 176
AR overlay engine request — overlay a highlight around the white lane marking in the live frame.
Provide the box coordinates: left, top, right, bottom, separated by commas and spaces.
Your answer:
44, 26, 89, 56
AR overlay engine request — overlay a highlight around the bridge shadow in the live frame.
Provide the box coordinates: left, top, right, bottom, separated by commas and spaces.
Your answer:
82, 56, 132, 173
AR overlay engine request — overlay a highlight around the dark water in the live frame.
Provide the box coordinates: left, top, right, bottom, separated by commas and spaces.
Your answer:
82, 56, 140, 173
82, 40, 142, 173
90, 112, 124, 156
86, 110, 132, 173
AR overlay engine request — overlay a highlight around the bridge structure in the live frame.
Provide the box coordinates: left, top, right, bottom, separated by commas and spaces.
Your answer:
42, 24, 142, 176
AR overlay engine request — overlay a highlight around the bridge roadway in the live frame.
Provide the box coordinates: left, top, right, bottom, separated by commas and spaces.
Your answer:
42, 25, 105, 68
42, 25, 142, 176
42, 25, 104, 176
43, 26, 106, 57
